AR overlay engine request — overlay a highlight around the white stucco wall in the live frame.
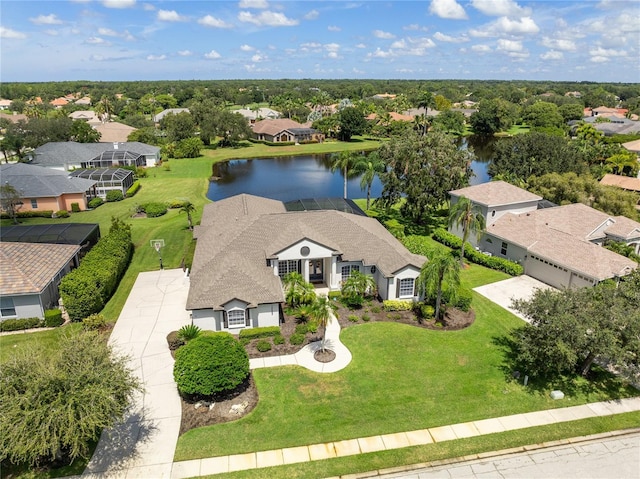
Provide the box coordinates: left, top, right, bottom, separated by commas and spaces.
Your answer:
192, 302, 280, 333
386, 266, 421, 301
277, 239, 334, 260
3, 294, 45, 320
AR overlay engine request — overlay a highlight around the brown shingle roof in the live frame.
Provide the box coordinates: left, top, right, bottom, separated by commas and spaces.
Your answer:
187, 195, 426, 310
600, 174, 640, 192
93, 122, 137, 143
450, 181, 542, 207
251, 119, 306, 136
0, 242, 79, 295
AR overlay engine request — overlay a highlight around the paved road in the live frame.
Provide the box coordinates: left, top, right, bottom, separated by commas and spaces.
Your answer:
375, 432, 640, 479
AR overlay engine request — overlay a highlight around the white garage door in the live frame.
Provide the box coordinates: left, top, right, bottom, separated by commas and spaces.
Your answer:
525, 255, 572, 289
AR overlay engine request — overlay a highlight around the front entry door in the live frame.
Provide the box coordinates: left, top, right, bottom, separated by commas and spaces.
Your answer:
309, 259, 323, 283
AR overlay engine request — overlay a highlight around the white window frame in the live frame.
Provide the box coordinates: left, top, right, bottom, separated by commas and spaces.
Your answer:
398, 278, 415, 298
0, 297, 17, 318
30, 198, 38, 209
341, 264, 360, 282
227, 309, 245, 328
278, 259, 299, 278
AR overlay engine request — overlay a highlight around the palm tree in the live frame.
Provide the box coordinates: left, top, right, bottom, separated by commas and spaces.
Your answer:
95, 95, 113, 123
417, 91, 435, 113
330, 150, 359, 199
311, 295, 337, 353
417, 250, 460, 321
341, 270, 377, 300
448, 195, 486, 266
179, 201, 196, 230
352, 152, 386, 210
282, 272, 315, 308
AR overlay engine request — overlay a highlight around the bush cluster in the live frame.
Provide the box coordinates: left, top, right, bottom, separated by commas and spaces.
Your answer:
273, 334, 285, 345
59, 218, 133, 321
1, 210, 53, 219
445, 286, 473, 312
71, 203, 81, 213
140, 202, 168, 218
54, 210, 70, 218
88, 197, 104, 209
382, 300, 413, 311
173, 333, 249, 397
256, 339, 272, 352
401, 235, 434, 257
82, 313, 107, 330
106, 190, 124, 202
0, 317, 42, 332
239, 326, 281, 340
289, 333, 305, 345
44, 308, 64, 327
126, 181, 141, 197
432, 229, 524, 276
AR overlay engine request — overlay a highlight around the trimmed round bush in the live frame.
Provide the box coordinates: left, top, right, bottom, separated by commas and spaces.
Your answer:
141, 202, 168, 218
256, 339, 272, 352
289, 333, 305, 345
106, 190, 124, 202
88, 197, 104, 209
44, 309, 64, 327
273, 334, 285, 345
173, 333, 249, 398
54, 210, 70, 218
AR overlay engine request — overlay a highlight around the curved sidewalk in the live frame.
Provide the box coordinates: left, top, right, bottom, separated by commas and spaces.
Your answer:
249, 314, 352, 373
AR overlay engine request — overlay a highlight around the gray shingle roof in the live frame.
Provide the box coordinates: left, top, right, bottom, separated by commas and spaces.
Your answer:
1, 163, 96, 197
29, 141, 160, 168
188, 194, 426, 310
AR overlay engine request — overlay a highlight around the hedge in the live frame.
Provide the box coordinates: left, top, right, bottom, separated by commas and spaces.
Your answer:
54, 210, 69, 218
402, 235, 434, 257
238, 326, 281, 340
71, 203, 81, 213
126, 181, 141, 197
382, 300, 413, 311
432, 229, 524, 276
141, 202, 168, 218
59, 217, 133, 321
1, 210, 54, 220
88, 197, 103, 209
0, 317, 42, 332
44, 309, 64, 327
106, 190, 124, 202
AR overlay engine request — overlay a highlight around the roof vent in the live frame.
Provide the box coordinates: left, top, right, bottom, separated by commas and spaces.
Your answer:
113, 142, 118, 149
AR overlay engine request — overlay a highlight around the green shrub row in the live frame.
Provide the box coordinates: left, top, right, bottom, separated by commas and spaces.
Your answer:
126, 181, 141, 197
44, 308, 64, 327
238, 326, 281, 340
1, 210, 54, 220
88, 197, 104, 209
382, 299, 413, 311
402, 235, 434, 257
432, 229, 524, 276
59, 218, 133, 321
141, 202, 168, 217
0, 317, 42, 332
54, 210, 69, 218
248, 138, 296, 147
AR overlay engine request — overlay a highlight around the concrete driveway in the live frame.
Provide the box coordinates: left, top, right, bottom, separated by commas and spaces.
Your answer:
473, 275, 554, 322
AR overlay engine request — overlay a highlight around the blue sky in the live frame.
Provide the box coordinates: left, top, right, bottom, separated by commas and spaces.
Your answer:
1, 0, 638, 82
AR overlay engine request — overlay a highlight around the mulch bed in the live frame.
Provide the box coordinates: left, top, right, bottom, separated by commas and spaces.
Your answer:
175, 298, 474, 435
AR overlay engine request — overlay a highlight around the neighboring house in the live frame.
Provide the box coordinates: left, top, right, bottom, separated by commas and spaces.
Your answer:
366, 112, 414, 122
372, 93, 396, 100
0, 99, 12, 110
50, 97, 69, 109
69, 168, 134, 199
0, 163, 97, 212
449, 182, 639, 289
0, 223, 101, 254
74, 96, 92, 106
0, 112, 27, 124
152, 108, 190, 123
0, 242, 80, 320
404, 107, 441, 118
252, 119, 324, 143
69, 110, 100, 124
622, 139, 640, 157
600, 174, 640, 193
236, 107, 281, 124
28, 141, 161, 170
187, 194, 426, 333
93, 121, 137, 143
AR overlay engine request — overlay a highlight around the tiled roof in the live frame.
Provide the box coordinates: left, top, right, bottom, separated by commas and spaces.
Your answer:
251, 119, 307, 136
93, 122, 137, 143
600, 174, 640, 192
152, 108, 190, 123
622, 139, 640, 153
187, 194, 426, 310
0, 242, 80, 295
450, 181, 542, 207
1, 163, 96, 197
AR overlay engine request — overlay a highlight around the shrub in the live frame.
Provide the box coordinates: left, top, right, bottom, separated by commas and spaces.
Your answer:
239, 326, 281, 340
1, 210, 54, 219
414, 302, 435, 320
126, 181, 141, 197
54, 210, 69, 218
306, 320, 318, 334
82, 313, 107, 330
328, 291, 342, 300
71, 203, 81, 213
383, 300, 413, 311
343, 294, 364, 309
362, 314, 371, 322
273, 334, 285, 345
141, 202, 168, 218
0, 317, 42, 332
256, 339, 272, 352
370, 305, 382, 314
294, 323, 308, 335
44, 308, 64, 327
168, 199, 187, 209
167, 331, 185, 351
173, 333, 249, 397
402, 235, 435, 257
289, 333, 305, 345
177, 324, 201, 342
88, 197, 103, 209
449, 286, 473, 312
136, 167, 148, 178
348, 314, 359, 323
106, 190, 124, 202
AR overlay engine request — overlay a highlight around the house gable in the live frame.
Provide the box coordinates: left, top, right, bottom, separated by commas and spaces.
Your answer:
274, 238, 337, 260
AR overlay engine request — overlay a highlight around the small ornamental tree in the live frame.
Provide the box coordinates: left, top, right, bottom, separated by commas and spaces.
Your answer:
173, 333, 249, 398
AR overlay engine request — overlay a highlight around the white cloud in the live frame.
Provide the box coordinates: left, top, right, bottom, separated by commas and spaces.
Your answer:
239, 0, 268, 8
470, 0, 530, 17
238, 11, 298, 26
403, 24, 428, 31
429, 0, 467, 20
390, 39, 406, 49
147, 54, 166, 61
198, 15, 233, 28
157, 10, 187, 22
589, 46, 627, 57
177, 50, 193, 56
300, 42, 322, 50
86, 36, 107, 44
143, 3, 155, 11
471, 44, 491, 52
324, 42, 340, 52
304, 10, 319, 20
204, 50, 221, 59
0, 26, 27, 39
356, 43, 366, 48
327, 51, 338, 59
433, 31, 467, 43
328, 25, 341, 32
29, 14, 63, 25
373, 29, 395, 39
98, 27, 118, 36
493, 16, 539, 34
353, 67, 365, 74
590, 55, 609, 63
540, 50, 563, 60
44, 29, 59, 36
240, 44, 255, 51
496, 38, 523, 52
251, 53, 264, 62
368, 48, 393, 58
102, 0, 136, 8
540, 37, 576, 51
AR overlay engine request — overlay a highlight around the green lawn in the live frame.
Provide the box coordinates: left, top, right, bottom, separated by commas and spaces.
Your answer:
174, 290, 637, 461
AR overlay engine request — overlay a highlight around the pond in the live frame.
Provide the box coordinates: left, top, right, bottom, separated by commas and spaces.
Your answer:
207, 136, 496, 202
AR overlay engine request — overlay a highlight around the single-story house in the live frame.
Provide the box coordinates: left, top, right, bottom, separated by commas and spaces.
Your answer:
600, 174, 640, 193
0, 223, 101, 255
93, 121, 137, 143
252, 119, 324, 143
366, 112, 415, 122
622, 139, 640, 156
28, 141, 161, 170
235, 107, 281, 124
1, 163, 97, 212
0, 241, 80, 320
152, 108, 190, 123
449, 182, 639, 289
69, 168, 134, 199
0, 99, 12, 110
187, 194, 426, 333
0, 112, 27, 124
69, 110, 100, 124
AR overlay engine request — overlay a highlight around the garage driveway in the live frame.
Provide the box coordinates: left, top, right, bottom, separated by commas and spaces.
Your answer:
473, 275, 555, 322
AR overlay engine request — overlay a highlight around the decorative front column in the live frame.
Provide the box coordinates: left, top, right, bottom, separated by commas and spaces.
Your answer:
303, 259, 310, 282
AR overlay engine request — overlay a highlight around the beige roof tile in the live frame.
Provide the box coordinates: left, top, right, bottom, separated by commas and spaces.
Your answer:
600, 174, 640, 192
450, 181, 542, 207
251, 119, 307, 136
